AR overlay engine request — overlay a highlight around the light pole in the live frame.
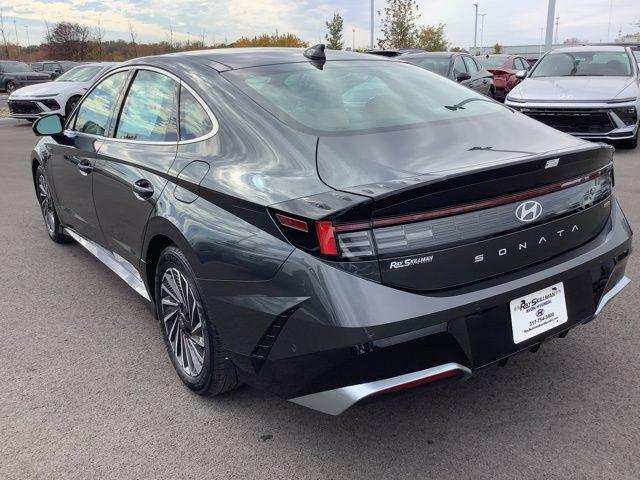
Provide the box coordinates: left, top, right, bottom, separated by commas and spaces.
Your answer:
472, 3, 478, 54
479, 13, 486, 54
370, 0, 374, 49
352, 27, 355, 51
13, 20, 21, 60
24, 25, 31, 61
544, 0, 556, 52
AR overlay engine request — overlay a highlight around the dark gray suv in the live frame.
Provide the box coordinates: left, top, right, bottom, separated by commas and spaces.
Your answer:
0, 60, 50, 93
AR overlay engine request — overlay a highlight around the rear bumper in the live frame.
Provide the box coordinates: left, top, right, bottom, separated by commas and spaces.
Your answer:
200, 198, 632, 414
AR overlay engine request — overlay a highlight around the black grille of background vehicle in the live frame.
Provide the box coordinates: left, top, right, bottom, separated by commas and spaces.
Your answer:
8, 100, 42, 115
520, 108, 614, 134
40, 99, 60, 110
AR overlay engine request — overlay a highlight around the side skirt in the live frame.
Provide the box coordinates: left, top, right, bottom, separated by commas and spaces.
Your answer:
63, 228, 151, 301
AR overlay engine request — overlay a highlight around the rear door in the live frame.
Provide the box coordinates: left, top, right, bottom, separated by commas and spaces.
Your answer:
46, 70, 130, 243
92, 67, 179, 267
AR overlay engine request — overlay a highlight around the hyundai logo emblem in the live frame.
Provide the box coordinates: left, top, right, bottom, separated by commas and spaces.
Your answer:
515, 200, 543, 223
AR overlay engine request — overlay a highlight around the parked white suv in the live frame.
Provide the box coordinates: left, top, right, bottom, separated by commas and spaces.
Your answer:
8, 62, 119, 121
506, 46, 639, 148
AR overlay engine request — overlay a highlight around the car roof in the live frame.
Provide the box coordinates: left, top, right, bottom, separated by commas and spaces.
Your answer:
552, 45, 630, 53
135, 47, 392, 70
400, 51, 455, 58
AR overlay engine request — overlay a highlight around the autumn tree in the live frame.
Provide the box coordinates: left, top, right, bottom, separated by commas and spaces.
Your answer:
325, 12, 344, 50
0, 10, 9, 59
450, 46, 468, 53
377, 0, 420, 49
492, 42, 502, 53
233, 32, 307, 48
416, 24, 447, 51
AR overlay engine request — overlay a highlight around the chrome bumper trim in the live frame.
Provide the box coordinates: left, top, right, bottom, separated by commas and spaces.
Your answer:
595, 275, 630, 316
289, 362, 471, 415
64, 228, 151, 301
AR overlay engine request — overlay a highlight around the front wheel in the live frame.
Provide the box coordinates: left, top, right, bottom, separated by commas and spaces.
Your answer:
35, 165, 71, 243
5, 80, 15, 94
155, 246, 238, 396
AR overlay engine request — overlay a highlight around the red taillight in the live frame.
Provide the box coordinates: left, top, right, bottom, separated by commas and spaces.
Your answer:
275, 213, 309, 232
315, 221, 338, 256
373, 369, 462, 397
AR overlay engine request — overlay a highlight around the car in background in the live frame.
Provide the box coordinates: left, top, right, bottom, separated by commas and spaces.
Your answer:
0, 60, 50, 93
478, 54, 531, 101
401, 51, 495, 97
366, 48, 424, 57
525, 56, 541, 67
30, 60, 79, 79
506, 46, 639, 148
8, 62, 119, 121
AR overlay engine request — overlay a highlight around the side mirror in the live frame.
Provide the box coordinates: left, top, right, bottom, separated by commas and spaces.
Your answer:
32, 114, 64, 136
456, 72, 471, 82
515, 70, 527, 80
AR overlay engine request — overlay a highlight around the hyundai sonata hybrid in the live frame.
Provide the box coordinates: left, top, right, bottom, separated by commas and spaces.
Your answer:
29, 46, 631, 415
506, 46, 639, 148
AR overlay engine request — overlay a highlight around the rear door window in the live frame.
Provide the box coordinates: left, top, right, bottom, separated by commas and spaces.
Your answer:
73, 71, 129, 136
115, 70, 178, 142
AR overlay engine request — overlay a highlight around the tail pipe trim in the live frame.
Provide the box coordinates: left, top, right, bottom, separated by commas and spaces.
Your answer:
289, 362, 471, 415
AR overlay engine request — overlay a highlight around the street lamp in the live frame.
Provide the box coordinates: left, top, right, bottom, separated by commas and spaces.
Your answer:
370, 0, 374, 50
479, 13, 487, 54
352, 28, 356, 51
473, 4, 478, 54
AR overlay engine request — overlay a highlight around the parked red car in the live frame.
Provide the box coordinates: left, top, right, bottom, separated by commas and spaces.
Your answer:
478, 54, 531, 101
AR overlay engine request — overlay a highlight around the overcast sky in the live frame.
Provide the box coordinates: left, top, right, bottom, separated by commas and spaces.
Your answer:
2, 0, 639, 49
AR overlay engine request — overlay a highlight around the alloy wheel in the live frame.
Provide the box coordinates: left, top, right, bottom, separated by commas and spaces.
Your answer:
6, 81, 15, 93
37, 174, 56, 236
160, 267, 205, 377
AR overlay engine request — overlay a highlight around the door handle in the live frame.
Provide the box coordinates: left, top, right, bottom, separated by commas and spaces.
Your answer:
77, 160, 93, 175
133, 179, 154, 200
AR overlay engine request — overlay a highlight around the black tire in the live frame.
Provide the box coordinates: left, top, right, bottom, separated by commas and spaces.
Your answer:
155, 246, 238, 396
5, 80, 15, 94
34, 165, 71, 243
65, 95, 81, 117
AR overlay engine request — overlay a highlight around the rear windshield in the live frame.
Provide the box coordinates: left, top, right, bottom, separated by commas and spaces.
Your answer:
224, 61, 504, 134
403, 56, 450, 76
56, 66, 104, 82
531, 51, 632, 77
479, 56, 509, 67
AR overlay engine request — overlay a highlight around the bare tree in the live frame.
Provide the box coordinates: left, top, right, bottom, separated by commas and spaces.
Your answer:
0, 10, 10, 59
167, 23, 173, 51
129, 22, 138, 57
95, 15, 105, 60
45, 22, 91, 60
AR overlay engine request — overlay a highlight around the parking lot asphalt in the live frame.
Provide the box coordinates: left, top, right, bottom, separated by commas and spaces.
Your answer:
0, 121, 639, 480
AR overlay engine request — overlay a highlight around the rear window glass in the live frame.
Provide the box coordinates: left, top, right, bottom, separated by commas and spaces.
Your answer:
224, 61, 504, 134
404, 56, 450, 76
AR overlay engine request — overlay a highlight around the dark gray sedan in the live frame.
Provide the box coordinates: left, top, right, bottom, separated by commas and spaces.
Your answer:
400, 51, 495, 98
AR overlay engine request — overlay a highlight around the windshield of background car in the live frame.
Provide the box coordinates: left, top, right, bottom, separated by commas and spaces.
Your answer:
404, 56, 450, 76
2, 62, 32, 73
530, 51, 632, 77
479, 56, 510, 67
57, 66, 104, 82
224, 61, 504, 134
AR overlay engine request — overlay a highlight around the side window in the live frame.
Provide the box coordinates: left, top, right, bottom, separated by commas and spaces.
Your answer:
179, 87, 213, 141
115, 70, 178, 142
453, 56, 467, 77
74, 71, 128, 136
463, 56, 479, 74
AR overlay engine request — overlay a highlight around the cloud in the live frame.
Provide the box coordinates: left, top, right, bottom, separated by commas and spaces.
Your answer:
2, 0, 639, 48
